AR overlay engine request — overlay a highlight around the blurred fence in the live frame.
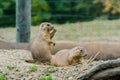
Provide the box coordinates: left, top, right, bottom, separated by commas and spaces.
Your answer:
0, 0, 120, 27
0, 0, 120, 42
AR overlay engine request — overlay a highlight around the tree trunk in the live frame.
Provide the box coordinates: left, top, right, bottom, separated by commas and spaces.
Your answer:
77, 59, 120, 80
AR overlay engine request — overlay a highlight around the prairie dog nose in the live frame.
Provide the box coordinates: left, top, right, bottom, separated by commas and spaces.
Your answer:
84, 52, 88, 57
51, 26, 54, 29
49, 26, 54, 30
83, 50, 88, 57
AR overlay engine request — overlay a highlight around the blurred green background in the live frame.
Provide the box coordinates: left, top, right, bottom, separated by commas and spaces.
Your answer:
0, 0, 120, 27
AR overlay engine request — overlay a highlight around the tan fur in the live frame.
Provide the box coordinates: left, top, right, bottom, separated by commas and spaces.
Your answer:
1, 40, 120, 60
52, 42, 120, 60
30, 22, 56, 63
51, 46, 87, 66
1, 38, 120, 61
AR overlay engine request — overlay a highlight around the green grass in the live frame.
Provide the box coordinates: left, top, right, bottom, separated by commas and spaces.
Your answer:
39, 74, 52, 80
6, 65, 17, 70
38, 66, 58, 80
0, 19, 120, 42
29, 65, 38, 72
0, 70, 7, 80
44, 66, 58, 73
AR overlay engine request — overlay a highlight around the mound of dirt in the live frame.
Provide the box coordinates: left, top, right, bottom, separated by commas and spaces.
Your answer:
0, 49, 102, 80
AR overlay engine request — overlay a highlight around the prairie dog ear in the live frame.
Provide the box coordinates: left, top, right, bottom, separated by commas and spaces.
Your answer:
39, 23, 44, 30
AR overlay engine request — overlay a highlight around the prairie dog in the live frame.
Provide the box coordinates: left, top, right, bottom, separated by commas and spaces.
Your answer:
51, 46, 87, 66
30, 22, 56, 63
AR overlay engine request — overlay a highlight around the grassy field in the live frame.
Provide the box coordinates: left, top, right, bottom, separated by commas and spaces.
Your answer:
0, 19, 120, 42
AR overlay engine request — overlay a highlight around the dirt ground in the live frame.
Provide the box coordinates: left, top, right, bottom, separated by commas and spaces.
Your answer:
0, 20, 120, 79
0, 49, 101, 80
0, 32, 104, 80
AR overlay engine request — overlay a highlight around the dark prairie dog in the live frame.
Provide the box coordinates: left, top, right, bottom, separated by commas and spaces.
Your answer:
30, 22, 56, 63
51, 46, 87, 67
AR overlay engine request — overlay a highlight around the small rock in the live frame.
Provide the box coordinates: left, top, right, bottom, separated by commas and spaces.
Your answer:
68, 76, 73, 80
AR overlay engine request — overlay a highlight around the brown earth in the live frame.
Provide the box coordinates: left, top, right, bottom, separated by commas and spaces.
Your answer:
0, 49, 100, 80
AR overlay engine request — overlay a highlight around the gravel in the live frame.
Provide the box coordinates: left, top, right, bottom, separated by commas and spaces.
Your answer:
0, 49, 100, 80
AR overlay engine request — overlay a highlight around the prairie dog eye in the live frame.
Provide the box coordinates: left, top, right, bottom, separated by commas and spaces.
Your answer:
80, 49, 83, 52
47, 24, 50, 26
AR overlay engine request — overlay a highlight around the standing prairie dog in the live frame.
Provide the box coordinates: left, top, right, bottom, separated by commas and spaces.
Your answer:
30, 22, 56, 63
51, 46, 87, 66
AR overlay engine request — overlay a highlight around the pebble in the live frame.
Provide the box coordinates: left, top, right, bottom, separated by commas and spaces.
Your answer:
0, 50, 101, 80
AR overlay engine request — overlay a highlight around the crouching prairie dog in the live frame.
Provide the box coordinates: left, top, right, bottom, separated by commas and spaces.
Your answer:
51, 46, 87, 66
51, 42, 120, 60
30, 22, 56, 63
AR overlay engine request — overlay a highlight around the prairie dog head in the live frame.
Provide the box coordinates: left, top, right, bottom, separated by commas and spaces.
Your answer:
69, 46, 88, 60
39, 22, 54, 32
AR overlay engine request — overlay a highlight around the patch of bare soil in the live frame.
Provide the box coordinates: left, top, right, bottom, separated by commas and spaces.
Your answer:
0, 50, 102, 80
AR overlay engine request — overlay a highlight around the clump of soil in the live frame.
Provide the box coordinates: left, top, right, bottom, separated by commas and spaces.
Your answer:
0, 49, 102, 80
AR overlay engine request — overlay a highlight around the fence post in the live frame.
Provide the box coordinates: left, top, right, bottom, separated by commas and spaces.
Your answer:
16, 0, 31, 42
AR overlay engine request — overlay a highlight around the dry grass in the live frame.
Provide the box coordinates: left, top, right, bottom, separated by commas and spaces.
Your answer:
53, 19, 120, 42
0, 20, 120, 79
0, 19, 120, 42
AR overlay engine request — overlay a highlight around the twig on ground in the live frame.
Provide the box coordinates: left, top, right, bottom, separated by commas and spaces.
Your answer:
87, 51, 100, 64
